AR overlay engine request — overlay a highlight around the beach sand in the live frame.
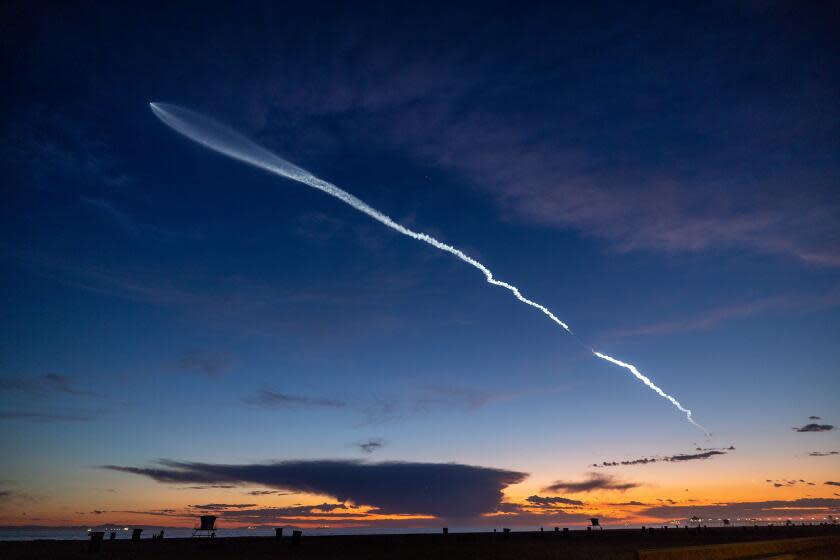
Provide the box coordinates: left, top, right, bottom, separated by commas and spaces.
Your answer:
2, 525, 838, 559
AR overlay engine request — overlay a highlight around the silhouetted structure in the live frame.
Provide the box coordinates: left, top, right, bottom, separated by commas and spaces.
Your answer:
275, 527, 283, 540
109, 532, 115, 540
131, 528, 142, 541
193, 515, 217, 538
292, 529, 302, 545
88, 531, 104, 553
442, 527, 448, 535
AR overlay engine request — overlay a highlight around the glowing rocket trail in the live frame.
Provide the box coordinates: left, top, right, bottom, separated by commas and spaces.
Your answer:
149, 102, 707, 433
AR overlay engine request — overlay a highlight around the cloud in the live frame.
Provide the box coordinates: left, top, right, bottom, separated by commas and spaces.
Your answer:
809, 416, 822, 420
767, 479, 815, 488
639, 498, 840, 521
244, 489, 290, 496
189, 503, 257, 510
808, 451, 838, 457
0, 373, 97, 397
222, 5, 840, 267
793, 423, 835, 432
358, 384, 503, 425
219, 503, 349, 520
356, 438, 385, 454
592, 447, 734, 468
525, 495, 584, 507
0, 410, 100, 422
2, 105, 132, 190
826, 481, 840, 487
542, 473, 640, 493
177, 350, 234, 377
609, 501, 648, 506
80, 197, 141, 237
102, 459, 527, 519
609, 292, 840, 338
243, 389, 346, 409
80, 196, 200, 242
184, 485, 237, 490
414, 385, 493, 412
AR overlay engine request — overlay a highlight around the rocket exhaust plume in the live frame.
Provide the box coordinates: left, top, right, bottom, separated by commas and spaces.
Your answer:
149, 102, 708, 434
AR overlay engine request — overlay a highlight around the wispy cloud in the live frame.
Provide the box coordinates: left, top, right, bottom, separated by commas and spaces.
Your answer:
358, 383, 514, 425
235, 7, 840, 266
808, 451, 838, 457
356, 438, 386, 454
176, 350, 235, 377
592, 447, 734, 468
0, 410, 101, 422
0, 373, 97, 397
2, 105, 132, 190
243, 389, 346, 409
766, 479, 815, 488
608, 291, 840, 339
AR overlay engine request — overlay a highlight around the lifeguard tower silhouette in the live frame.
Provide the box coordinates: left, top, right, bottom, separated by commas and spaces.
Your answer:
193, 515, 217, 538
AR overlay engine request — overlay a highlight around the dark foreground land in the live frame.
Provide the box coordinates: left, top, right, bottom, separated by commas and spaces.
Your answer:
3, 525, 839, 560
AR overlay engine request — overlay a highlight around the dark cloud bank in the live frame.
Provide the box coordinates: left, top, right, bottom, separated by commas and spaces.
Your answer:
103, 459, 526, 519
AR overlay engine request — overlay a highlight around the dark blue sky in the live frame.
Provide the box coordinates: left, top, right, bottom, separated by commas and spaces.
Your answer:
1, 1, 839, 527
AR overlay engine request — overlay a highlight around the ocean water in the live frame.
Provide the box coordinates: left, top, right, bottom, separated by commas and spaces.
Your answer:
0, 526, 481, 541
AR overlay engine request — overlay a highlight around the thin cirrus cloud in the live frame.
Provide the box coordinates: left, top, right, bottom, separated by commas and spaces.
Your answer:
243, 389, 346, 409
0, 373, 97, 397
102, 459, 527, 519
608, 291, 840, 339
177, 350, 235, 377
808, 451, 838, 457
0, 410, 101, 422
542, 473, 639, 493
236, 6, 840, 267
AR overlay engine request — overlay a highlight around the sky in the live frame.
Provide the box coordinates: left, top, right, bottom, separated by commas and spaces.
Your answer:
1, 1, 839, 530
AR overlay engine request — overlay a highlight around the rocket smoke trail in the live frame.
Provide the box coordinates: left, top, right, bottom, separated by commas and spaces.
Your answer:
149, 102, 707, 434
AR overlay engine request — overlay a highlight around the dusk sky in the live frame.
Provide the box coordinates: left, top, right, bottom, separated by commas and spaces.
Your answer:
2, 1, 839, 530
